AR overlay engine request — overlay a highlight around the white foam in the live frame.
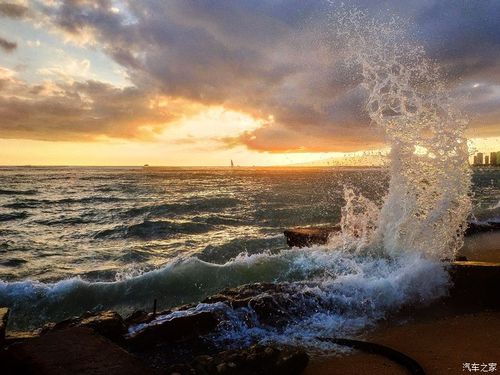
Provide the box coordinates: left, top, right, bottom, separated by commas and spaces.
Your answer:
330, 7, 471, 260
128, 249, 448, 349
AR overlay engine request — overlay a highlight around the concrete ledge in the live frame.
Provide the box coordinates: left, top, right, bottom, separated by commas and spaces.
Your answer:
284, 222, 500, 248
447, 261, 500, 309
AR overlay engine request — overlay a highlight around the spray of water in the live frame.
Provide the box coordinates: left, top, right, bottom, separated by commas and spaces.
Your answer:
332, 8, 472, 260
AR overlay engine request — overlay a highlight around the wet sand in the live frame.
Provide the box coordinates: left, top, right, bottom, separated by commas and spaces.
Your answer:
304, 232, 500, 375
305, 310, 500, 374
305, 234, 500, 375
461, 232, 500, 262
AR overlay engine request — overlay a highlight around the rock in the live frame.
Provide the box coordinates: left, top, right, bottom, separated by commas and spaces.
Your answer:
465, 220, 500, 236
285, 220, 500, 248
166, 363, 197, 375
127, 311, 219, 351
2, 327, 156, 375
187, 345, 308, 375
203, 282, 319, 329
3, 330, 39, 347
40, 310, 126, 344
80, 311, 127, 342
0, 307, 9, 343
283, 225, 340, 248
125, 310, 155, 326
448, 261, 500, 309
275, 350, 309, 375
248, 294, 291, 327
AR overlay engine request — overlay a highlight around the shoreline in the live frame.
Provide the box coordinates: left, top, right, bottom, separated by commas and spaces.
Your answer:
2, 259, 499, 374
305, 310, 500, 375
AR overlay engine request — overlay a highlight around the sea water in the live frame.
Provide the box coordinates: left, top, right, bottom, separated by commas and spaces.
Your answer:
0, 8, 499, 348
0, 167, 497, 339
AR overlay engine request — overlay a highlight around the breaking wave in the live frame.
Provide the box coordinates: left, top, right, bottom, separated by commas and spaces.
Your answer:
0, 246, 448, 335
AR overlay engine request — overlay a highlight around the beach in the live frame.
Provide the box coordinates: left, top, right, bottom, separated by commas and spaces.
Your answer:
306, 311, 500, 375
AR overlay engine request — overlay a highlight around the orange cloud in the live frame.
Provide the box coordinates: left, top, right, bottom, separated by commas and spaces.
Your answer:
0, 71, 204, 141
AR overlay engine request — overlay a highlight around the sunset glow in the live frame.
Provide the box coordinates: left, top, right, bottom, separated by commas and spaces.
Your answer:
0, 1, 499, 165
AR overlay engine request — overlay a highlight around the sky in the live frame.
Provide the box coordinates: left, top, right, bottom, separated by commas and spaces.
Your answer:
0, 0, 499, 166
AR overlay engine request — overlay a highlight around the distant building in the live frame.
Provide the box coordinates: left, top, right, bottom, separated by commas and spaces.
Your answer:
471, 151, 500, 166
476, 152, 484, 165
491, 152, 499, 166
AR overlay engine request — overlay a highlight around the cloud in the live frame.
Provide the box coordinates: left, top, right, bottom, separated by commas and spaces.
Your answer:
0, 2, 29, 19
0, 70, 201, 141
2, 0, 500, 151
0, 36, 16, 52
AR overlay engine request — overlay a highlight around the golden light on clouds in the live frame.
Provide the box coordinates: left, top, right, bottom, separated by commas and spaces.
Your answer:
0, 1, 499, 165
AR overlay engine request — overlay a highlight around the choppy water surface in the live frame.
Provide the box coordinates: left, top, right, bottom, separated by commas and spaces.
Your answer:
0, 166, 497, 333
0, 167, 389, 283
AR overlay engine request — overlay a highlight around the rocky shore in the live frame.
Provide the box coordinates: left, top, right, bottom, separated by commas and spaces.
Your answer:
2, 258, 499, 374
0, 302, 309, 375
1, 222, 499, 374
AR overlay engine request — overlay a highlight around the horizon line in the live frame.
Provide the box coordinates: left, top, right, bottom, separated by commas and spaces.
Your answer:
0, 164, 385, 168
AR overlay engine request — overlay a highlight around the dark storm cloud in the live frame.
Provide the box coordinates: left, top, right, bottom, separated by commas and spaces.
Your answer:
0, 2, 29, 18
411, 0, 500, 84
0, 36, 16, 52
5, 0, 500, 150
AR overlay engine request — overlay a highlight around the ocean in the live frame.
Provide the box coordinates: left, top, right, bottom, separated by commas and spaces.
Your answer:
0, 166, 498, 341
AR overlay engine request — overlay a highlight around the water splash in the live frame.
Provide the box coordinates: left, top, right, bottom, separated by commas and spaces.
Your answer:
332, 8, 472, 260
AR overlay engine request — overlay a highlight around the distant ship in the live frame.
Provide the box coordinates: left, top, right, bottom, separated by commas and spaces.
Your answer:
231, 160, 234, 168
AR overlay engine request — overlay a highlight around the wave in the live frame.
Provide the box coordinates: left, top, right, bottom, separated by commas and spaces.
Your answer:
0, 188, 38, 196
0, 246, 448, 337
2, 202, 39, 209
34, 216, 95, 226
122, 197, 243, 218
196, 234, 284, 264
0, 211, 29, 222
3, 196, 126, 208
94, 219, 214, 240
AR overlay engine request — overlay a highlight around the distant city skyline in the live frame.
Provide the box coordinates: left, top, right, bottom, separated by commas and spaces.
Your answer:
472, 151, 500, 166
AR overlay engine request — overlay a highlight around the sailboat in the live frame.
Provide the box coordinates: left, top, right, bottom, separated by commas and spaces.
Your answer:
231, 160, 234, 168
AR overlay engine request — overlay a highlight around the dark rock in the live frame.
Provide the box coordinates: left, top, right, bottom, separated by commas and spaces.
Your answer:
285, 221, 500, 248
248, 294, 291, 327
125, 310, 155, 326
447, 261, 500, 309
166, 363, 197, 374
3, 330, 39, 348
0, 307, 9, 343
275, 350, 309, 375
202, 282, 319, 329
3, 327, 156, 375
181, 345, 308, 375
465, 221, 500, 236
284, 225, 340, 248
127, 311, 219, 351
80, 310, 127, 342
40, 310, 126, 344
